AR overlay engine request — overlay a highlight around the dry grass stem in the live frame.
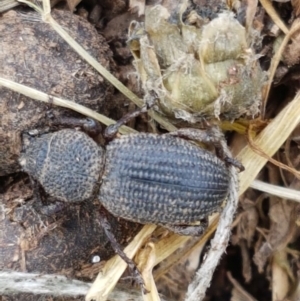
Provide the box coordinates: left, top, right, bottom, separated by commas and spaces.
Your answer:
248, 133, 300, 178
227, 272, 258, 301
0, 77, 135, 135
136, 243, 161, 301
0, 0, 19, 12
259, 0, 289, 34
43, 0, 51, 14
251, 179, 300, 202
238, 91, 300, 194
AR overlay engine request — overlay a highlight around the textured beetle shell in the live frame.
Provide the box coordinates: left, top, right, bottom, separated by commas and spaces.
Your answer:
19, 130, 104, 202
98, 134, 230, 225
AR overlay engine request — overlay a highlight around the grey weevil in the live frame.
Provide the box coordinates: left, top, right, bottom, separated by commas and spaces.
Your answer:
19, 128, 233, 233
19, 120, 242, 288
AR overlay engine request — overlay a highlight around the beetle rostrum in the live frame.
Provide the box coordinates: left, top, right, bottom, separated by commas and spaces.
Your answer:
20, 129, 230, 228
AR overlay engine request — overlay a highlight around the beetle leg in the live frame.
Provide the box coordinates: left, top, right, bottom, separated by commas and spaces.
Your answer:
167, 127, 244, 171
47, 113, 102, 138
98, 211, 148, 292
28, 176, 68, 217
162, 218, 208, 236
104, 91, 158, 140
23, 116, 102, 140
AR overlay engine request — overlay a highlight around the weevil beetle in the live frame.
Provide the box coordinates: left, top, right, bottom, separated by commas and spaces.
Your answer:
19, 128, 231, 233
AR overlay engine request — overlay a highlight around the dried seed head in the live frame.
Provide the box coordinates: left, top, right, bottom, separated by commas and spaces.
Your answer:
19, 130, 104, 202
129, 5, 266, 122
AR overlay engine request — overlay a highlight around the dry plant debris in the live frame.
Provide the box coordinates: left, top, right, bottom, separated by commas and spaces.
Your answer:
128, 2, 265, 123
1, 0, 300, 301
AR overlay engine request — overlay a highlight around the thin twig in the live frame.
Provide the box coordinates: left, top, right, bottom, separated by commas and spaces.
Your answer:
239, 91, 300, 194
247, 126, 300, 179
0, 77, 135, 135
250, 180, 300, 202
259, 0, 289, 34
